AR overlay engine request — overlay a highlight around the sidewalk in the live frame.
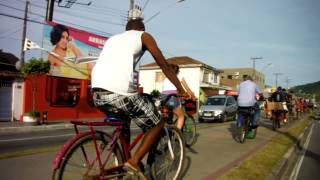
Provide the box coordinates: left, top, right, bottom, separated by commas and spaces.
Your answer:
0, 120, 73, 134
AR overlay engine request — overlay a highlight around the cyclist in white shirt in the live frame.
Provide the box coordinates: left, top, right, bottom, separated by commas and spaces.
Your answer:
91, 18, 189, 179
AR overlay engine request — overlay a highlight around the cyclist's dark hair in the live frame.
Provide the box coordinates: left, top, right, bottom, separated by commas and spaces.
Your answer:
244, 75, 252, 81
126, 18, 145, 31
50, 24, 69, 45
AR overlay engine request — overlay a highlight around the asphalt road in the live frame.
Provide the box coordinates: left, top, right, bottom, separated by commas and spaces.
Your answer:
290, 120, 320, 180
0, 116, 283, 180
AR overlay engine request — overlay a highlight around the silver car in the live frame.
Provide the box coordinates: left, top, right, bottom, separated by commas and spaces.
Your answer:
198, 95, 238, 122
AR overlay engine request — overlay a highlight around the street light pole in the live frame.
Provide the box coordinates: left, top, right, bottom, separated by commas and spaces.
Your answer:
284, 77, 291, 89
274, 72, 283, 88
251, 57, 263, 81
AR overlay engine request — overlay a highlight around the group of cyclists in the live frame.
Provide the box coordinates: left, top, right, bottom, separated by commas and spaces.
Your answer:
51, 16, 316, 179
90, 17, 286, 178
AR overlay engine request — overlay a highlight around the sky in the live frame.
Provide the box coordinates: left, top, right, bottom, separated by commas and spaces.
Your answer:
1, 0, 320, 88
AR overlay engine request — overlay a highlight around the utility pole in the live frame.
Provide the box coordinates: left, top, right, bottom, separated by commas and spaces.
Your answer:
46, 0, 55, 21
128, 0, 135, 21
284, 77, 291, 89
274, 72, 283, 88
251, 57, 263, 81
20, 0, 29, 66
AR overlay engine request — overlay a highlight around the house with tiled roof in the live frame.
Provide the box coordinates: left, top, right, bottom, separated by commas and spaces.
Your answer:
139, 56, 231, 106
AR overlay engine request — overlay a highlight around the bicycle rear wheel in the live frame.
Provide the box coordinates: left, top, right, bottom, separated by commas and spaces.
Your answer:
52, 132, 124, 180
183, 114, 197, 147
151, 126, 185, 180
239, 117, 249, 144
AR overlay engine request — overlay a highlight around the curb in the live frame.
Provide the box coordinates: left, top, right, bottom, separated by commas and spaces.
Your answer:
267, 119, 313, 180
0, 123, 74, 133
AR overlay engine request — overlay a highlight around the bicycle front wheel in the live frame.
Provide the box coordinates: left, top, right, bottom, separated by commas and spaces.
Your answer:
52, 131, 124, 180
183, 114, 197, 147
151, 126, 185, 180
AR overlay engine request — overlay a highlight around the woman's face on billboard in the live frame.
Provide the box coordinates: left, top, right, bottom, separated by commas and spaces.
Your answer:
57, 31, 69, 50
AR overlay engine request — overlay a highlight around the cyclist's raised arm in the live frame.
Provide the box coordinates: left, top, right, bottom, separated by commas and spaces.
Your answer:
141, 32, 186, 95
181, 78, 196, 100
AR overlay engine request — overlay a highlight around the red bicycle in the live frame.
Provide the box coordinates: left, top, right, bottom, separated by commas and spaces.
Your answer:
51, 94, 185, 180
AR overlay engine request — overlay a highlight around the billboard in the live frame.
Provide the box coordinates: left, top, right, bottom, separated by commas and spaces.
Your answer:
43, 21, 108, 79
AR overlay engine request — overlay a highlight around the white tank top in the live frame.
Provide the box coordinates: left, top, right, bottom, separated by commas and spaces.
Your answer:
91, 30, 144, 95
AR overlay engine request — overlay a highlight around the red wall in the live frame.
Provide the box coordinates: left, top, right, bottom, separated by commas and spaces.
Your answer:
21, 74, 104, 122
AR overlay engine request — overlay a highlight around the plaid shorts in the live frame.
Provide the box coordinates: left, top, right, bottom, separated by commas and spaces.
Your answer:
93, 91, 161, 131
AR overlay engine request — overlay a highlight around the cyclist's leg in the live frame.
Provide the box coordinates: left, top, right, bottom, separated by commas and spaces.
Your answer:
123, 94, 163, 171
173, 107, 184, 130
251, 104, 260, 128
128, 119, 165, 169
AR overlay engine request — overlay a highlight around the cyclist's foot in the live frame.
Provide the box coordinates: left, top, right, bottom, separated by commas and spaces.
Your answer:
251, 125, 259, 129
123, 162, 147, 180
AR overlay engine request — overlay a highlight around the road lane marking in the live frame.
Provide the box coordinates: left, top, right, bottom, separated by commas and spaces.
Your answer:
289, 122, 314, 180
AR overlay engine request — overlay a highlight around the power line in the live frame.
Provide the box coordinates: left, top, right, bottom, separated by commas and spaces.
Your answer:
0, 13, 46, 24
54, 8, 125, 26
0, 12, 112, 37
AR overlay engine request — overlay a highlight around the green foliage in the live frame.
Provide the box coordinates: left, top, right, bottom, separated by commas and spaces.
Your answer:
150, 89, 161, 98
290, 81, 320, 101
21, 58, 50, 75
291, 81, 320, 94
28, 110, 40, 118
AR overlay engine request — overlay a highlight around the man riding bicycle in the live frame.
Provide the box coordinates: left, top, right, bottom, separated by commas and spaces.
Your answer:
237, 75, 261, 133
91, 18, 190, 179
270, 86, 288, 124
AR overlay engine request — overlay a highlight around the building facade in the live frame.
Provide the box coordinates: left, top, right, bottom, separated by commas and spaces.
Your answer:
0, 50, 24, 121
139, 56, 228, 107
220, 68, 265, 90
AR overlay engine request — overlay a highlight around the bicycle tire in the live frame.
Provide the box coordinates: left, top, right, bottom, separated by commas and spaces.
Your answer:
151, 126, 185, 180
52, 131, 124, 180
252, 128, 258, 139
183, 114, 197, 147
272, 118, 276, 130
239, 117, 249, 143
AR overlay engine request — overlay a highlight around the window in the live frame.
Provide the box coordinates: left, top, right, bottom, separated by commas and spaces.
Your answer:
214, 73, 218, 83
203, 71, 210, 83
206, 97, 226, 105
47, 76, 81, 107
155, 72, 165, 82
227, 75, 232, 79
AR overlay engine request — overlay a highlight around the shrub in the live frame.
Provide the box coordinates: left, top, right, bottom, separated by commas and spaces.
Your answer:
21, 58, 50, 75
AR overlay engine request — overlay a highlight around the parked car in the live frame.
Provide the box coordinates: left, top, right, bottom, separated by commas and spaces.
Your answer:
198, 95, 238, 122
